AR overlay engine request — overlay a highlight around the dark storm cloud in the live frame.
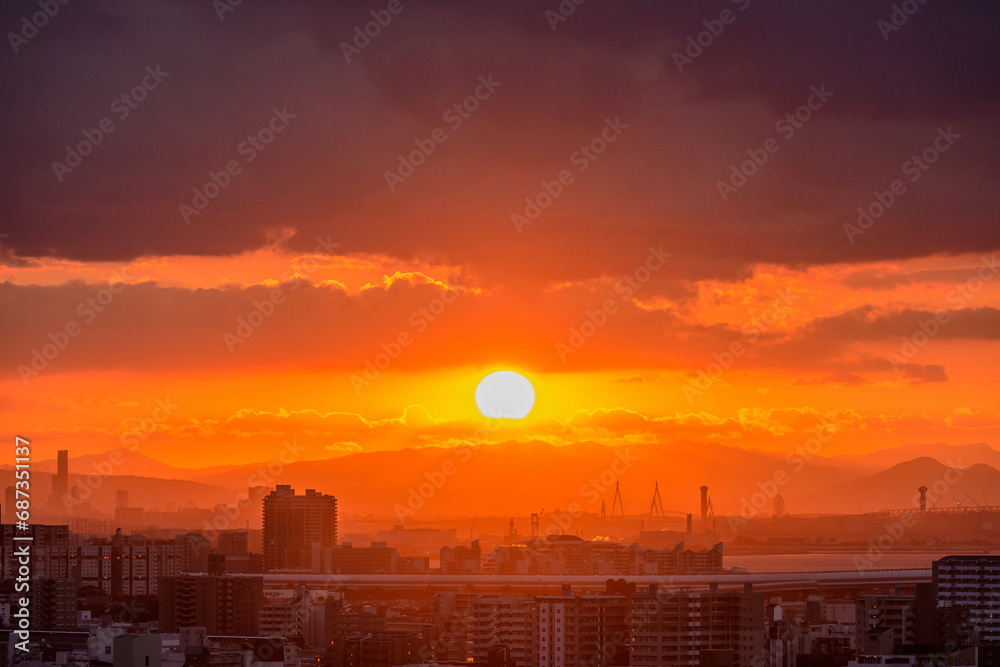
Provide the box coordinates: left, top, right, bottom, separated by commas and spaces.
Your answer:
804, 305, 1000, 341
1, 0, 997, 276
0, 278, 959, 382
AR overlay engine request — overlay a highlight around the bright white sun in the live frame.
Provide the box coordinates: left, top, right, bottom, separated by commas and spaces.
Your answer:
475, 371, 535, 419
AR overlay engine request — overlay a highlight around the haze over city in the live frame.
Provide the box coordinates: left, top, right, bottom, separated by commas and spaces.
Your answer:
1, 1, 999, 666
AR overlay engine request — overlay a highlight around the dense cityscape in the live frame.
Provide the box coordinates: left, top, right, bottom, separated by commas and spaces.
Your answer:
4, 1, 999, 667
1, 452, 998, 666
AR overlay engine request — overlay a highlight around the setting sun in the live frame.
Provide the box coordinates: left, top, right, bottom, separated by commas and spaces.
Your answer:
475, 370, 535, 419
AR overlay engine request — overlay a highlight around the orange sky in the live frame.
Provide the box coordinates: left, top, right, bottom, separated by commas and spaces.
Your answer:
1, 1, 998, 472
3, 248, 999, 468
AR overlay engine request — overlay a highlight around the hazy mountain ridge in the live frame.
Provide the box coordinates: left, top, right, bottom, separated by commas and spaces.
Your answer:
788, 457, 1000, 514
831, 441, 1000, 470
28, 441, 999, 519
0, 468, 237, 516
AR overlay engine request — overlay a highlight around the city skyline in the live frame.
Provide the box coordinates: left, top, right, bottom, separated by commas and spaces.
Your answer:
1, 1, 999, 664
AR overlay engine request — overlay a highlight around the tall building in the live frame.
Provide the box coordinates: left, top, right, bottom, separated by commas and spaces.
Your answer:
1, 527, 180, 595
324, 542, 398, 574
1, 524, 71, 579
218, 531, 249, 555
472, 597, 536, 666
48, 450, 69, 511
536, 585, 630, 667
630, 584, 766, 667
159, 574, 263, 635
258, 584, 334, 649
175, 532, 210, 573
73, 534, 181, 596
432, 591, 475, 662
208, 552, 264, 575
30, 578, 78, 631
262, 485, 337, 572
856, 591, 916, 650
441, 540, 482, 574
934, 555, 1000, 646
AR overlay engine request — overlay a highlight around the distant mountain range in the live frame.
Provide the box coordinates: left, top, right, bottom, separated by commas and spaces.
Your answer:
0, 467, 236, 517
788, 457, 1000, 514
830, 441, 1000, 471
28, 440, 1000, 519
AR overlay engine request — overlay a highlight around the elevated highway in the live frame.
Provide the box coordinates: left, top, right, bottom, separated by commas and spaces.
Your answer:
262, 568, 931, 592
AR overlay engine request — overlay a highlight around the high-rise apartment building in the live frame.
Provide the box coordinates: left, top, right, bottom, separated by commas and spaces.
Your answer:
262, 485, 337, 572
74, 535, 181, 596
159, 574, 263, 635
630, 584, 766, 667
1, 524, 71, 579
218, 531, 249, 555
30, 578, 78, 631
856, 591, 916, 650
536, 585, 629, 667
934, 555, 1000, 645
48, 450, 69, 511
472, 597, 536, 666
175, 532, 210, 573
